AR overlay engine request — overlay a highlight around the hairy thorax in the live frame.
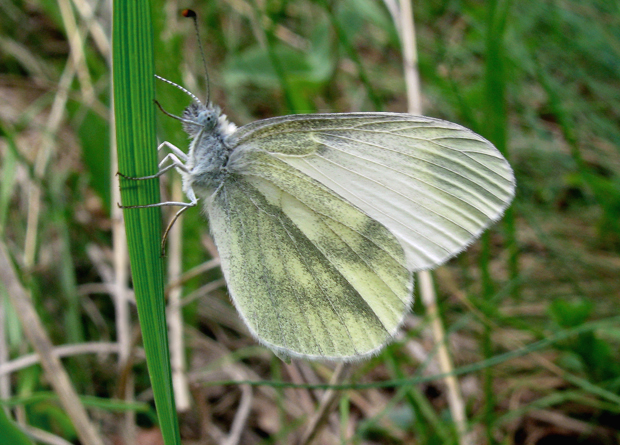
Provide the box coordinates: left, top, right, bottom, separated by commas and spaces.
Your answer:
181, 103, 238, 198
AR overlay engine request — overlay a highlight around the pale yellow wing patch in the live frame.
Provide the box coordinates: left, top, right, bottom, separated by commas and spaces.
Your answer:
207, 165, 412, 361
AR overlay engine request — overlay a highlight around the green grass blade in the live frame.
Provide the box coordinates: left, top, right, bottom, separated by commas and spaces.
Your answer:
112, 1, 181, 444
481, 0, 515, 440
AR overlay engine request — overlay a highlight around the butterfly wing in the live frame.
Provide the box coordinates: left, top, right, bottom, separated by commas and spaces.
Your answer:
207, 156, 412, 361
229, 113, 515, 271
208, 112, 514, 360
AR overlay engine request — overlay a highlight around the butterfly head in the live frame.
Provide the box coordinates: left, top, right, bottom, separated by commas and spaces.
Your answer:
182, 102, 237, 139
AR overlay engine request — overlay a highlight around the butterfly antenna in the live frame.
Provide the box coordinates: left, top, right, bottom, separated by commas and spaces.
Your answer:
182, 9, 211, 106
155, 75, 203, 106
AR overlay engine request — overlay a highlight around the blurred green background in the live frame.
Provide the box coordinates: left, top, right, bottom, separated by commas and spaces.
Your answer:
1, 0, 619, 444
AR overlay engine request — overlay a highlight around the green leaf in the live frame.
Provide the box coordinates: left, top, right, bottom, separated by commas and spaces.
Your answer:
549, 299, 593, 328
0, 408, 33, 445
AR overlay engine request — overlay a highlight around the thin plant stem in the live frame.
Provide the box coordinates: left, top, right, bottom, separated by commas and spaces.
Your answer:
299, 364, 350, 445
168, 178, 191, 412
397, 1, 471, 444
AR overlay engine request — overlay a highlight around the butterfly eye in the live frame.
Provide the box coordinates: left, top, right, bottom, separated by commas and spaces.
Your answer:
201, 111, 214, 122
204, 114, 217, 129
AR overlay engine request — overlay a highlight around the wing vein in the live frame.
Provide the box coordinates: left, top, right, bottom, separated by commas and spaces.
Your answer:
222, 184, 292, 352
312, 137, 488, 228
244, 166, 407, 267
275, 212, 362, 355
321, 132, 512, 202
318, 213, 409, 307
298, 156, 454, 257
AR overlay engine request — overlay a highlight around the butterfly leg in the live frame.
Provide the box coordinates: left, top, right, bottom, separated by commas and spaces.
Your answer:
118, 150, 197, 209
117, 177, 197, 209
160, 204, 192, 256
117, 162, 179, 181
117, 152, 188, 184
119, 183, 198, 255
158, 188, 198, 255
159, 153, 189, 174
157, 141, 188, 162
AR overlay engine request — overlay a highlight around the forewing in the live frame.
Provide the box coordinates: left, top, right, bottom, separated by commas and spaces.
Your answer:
230, 113, 515, 270
207, 164, 412, 361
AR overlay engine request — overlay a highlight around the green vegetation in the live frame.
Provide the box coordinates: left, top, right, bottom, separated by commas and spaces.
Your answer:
1, 0, 619, 444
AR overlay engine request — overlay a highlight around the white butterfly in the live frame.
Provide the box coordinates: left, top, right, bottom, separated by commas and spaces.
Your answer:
127, 74, 515, 362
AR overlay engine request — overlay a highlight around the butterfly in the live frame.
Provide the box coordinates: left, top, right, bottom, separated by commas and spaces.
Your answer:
122, 12, 515, 362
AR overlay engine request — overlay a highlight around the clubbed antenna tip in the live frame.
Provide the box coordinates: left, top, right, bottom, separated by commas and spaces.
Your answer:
182, 9, 196, 18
